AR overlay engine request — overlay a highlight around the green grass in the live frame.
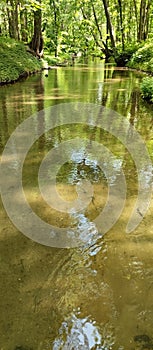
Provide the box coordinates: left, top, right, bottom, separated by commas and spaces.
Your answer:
0, 37, 42, 84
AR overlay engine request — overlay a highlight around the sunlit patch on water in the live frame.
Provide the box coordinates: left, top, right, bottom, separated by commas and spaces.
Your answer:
53, 312, 115, 350
67, 212, 102, 248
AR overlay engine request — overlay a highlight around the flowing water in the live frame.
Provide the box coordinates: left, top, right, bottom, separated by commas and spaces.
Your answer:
0, 61, 153, 350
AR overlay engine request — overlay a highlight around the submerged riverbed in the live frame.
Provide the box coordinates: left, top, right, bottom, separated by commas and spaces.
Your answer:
0, 61, 153, 350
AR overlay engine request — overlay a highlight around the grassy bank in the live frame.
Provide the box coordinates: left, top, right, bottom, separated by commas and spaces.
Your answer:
127, 42, 153, 103
0, 37, 42, 84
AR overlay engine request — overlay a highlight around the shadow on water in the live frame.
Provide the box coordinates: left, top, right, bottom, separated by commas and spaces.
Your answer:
0, 61, 153, 350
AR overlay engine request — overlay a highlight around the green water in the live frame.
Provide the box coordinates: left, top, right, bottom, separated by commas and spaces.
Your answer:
0, 62, 153, 350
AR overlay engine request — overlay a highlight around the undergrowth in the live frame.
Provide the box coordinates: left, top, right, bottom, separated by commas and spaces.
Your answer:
140, 77, 153, 103
128, 42, 153, 74
127, 41, 153, 102
0, 37, 42, 84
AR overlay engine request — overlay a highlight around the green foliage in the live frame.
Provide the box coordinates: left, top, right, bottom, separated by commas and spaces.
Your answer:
128, 42, 153, 73
130, 43, 153, 63
140, 77, 153, 102
128, 42, 153, 103
0, 0, 153, 70
44, 53, 60, 65
115, 43, 140, 66
146, 58, 153, 72
0, 37, 42, 84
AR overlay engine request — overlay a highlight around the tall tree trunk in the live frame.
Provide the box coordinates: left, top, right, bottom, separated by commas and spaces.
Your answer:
106, 0, 109, 46
91, 0, 109, 54
91, 1, 103, 42
133, 0, 139, 39
138, 0, 146, 40
20, 8, 28, 42
53, 0, 58, 57
138, 0, 151, 41
50, 0, 59, 57
30, 0, 43, 57
117, 0, 125, 51
143, 0, 151, 39
14, 0, 19, 40
101, 0, 116, 49
7, 0, 19, 40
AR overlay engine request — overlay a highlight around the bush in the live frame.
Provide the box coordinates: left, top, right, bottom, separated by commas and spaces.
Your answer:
140, 77, 153, 102
130, 44, 153, 63
44, 55, 60, 65
115, 43, 140, 66
0, 37, 42, 84
128, 42, 153, 74
147, 58, 153, 72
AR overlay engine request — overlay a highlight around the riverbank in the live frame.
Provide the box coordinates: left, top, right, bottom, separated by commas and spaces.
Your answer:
127, 42, 153, 75
0, 37, 42, 85
0, 37, 153, 102
127, 42, 153, 103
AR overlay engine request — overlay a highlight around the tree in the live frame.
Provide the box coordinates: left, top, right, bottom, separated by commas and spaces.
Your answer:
29, 0, 43, 57
101, 0, 116, 50
0, 0, 153, 60
138, 0, 152, 41
6, 0, 19, 40
117, 0, 124, 50
20, 5, 28, 42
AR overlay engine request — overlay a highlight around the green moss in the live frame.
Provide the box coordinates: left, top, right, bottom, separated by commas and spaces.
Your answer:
0, 37, 42, 84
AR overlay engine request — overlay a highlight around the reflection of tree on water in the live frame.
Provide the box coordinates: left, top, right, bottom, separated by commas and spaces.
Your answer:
0, 67, 153, 350
53, 312, 114, 350
34, 75, 46, 151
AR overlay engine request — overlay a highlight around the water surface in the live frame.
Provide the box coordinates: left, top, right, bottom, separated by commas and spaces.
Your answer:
0, 61, 153, 350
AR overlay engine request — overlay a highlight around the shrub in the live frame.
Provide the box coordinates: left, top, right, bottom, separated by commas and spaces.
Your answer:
140, 77, 153, 102
115, 43, 140, 66
147, 58, 153, 72
130, 43, 153, 63
128, 42, 153, 74
0, 37, 42, 84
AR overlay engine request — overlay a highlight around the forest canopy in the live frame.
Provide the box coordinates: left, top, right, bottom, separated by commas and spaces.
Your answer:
0, 0, 153, 61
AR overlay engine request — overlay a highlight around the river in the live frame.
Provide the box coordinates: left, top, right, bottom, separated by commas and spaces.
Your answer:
0, 61, 153, 350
